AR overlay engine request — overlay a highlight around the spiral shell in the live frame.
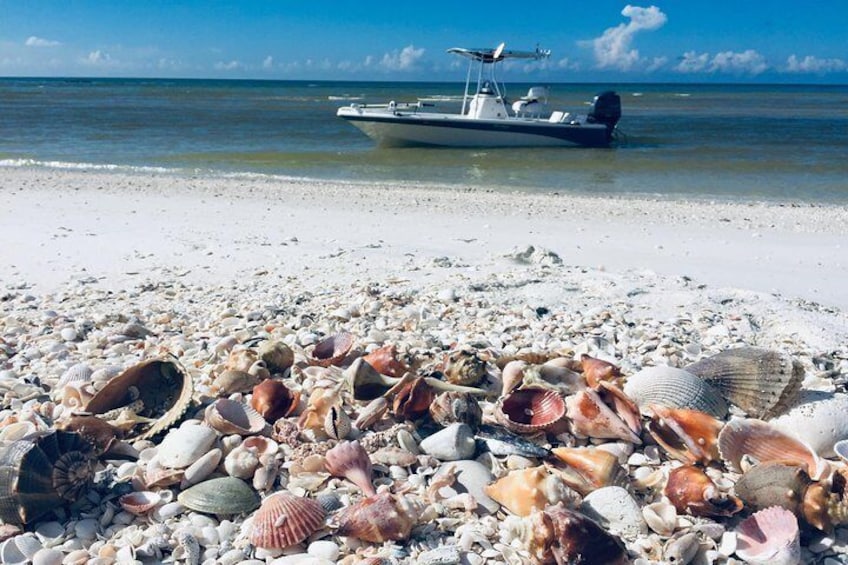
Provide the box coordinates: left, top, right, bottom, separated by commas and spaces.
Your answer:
524, 503, 628, 565
362, 344, 408, 378
664, 465, 742, 518
442, 349, 488, 387
565, 384, 641, 444
548, 446, 630, 496
249, 491, 326, 549
623, 366, 727, 418
256, 340, 295, 374
646, 404, 723, 465
429, 391, 483, 428
484, 466, 579, 517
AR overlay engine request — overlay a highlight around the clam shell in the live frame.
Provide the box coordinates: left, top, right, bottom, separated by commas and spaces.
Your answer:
249, 492, 326, 549
83, 358, 193, 440
177, 476, 260, 515
769, 390, 848, 457
309, 332, 354, 367
735, 506, 801, 565
157, 422, 217, 469
685, 347, 803, 419
718, 417, 829, 480
623, 366, 728, 418
205, 398, 267, 436
483, 466, 579, 517
118, 491, 161, 516
335, 492, 420, 542
496, 388, 566, 434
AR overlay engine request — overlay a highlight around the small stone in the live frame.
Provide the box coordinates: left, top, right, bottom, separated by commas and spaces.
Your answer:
59, 327, 77, 341
419, 423, 476, 461
307, 540, 340, 561
32, 548, 63, 565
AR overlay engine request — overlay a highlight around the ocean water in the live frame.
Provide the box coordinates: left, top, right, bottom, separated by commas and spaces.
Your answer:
1, 78, 847, 202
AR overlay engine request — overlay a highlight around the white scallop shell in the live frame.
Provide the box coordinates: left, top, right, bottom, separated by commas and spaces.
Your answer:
579, 486, 647, 541
769, 391, 848, 457
623, 366, 727, 418
157, 422, 217, 469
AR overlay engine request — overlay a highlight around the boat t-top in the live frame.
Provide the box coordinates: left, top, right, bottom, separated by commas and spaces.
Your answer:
336, 43, 622, 148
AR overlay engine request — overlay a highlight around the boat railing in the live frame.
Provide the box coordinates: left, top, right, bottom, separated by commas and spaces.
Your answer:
347, 101, 434, 114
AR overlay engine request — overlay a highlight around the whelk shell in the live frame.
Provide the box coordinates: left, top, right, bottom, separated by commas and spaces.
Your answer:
324, 440, 376, 496
250, 379, 300, 423
623, 366, 728, 418
84, 357, 193, 440
685, 347, 803, 419
581, 354, 623, 388
548, 446, 630, 496
249, 491, 326, 549
176, 476, 260, 515
524, 503, 628, 565
501, 360, 584, 397
441, 348, 488, 387
309, 331, 354, 367
735, 506, 801, 565
205, 398, 267, 436
718, 417, 828, 480
496, 388, 566, 434
734, 462, 811, 517
391, 377, 435, 420
664, 465, 742, 518
646, 404, 723, 465
483, 466, 579, 517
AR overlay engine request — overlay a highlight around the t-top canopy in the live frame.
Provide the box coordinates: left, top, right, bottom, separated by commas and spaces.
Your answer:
447, 45, 551, 63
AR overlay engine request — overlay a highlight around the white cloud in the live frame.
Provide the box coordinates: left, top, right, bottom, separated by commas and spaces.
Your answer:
25, 36, 60, 48
214, 60, 242, 71
83, 50, 114, 66
583, 5, 667, 70
379, 45, 425, 71
262, 56, 274, 70
674, 49, 767, 75
785, 54, 847, 73
675, 51, 710, 73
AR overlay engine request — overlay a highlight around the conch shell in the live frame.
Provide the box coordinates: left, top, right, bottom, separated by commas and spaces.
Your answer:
335, 492, 421, 542
646, 404, 723, 465
523, 503, 628, 565
548, 446, 630, 496
664, 465, 742, 518
566, 382, 641, 444
483, 466, 580, 517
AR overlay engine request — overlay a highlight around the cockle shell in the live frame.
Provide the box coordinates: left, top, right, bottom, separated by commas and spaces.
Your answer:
441, 348, 488, 386
623, 366, 728, 418
685, 347, 803, 419
309, 332, 354, 367
524, 503, 628, 565
177, 476, 260, 515
256, 340, 295, 375
361, 344, 408, 378
249, 491, 326, 549
429, 391, 483, 428
205, 398, 267, 436
250, 379, 300, 423
336, 492, 420, 542
157, 422, 217, 469
664, 465, 742, 518
769, 390, 848, 457
565, 383, 641, 444
496, 388, 566, 434
324, 440, 375, 496
718, 417, 828, 480
0, 430, 96, 525
483, 466, 579, 517
735, 506, 801, 565
646, 404, 723, 465
118, 491, 161, 516
84, 358, 194, 440
548, 447, 630, 496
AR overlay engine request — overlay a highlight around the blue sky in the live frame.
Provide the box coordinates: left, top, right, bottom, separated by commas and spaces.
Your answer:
1, 1, 846, 82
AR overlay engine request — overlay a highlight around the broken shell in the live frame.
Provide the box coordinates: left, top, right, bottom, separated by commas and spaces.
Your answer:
361, 344, 408, 378
735, 506, 801, 565
249, 491, 326, 549
441, 349, 488, 387
256, 340, 295, 374
643, 500, 678, 537
225, 348, 259, 373
429, 391, 483, 428
501, 360, 585, 396
309, 332, 354, 367
483, 466, 579, 517
210, 369, 260, 396
565, 385, 641, 444
391, 377, 435, 420
118, 491, 161, 516
548, 446, 630, 496
176, 476, 260, 515
205, 398, 267, 436
250, 379, 300, 423
335, 491, 420, 542
223, 444, 261, 479
324, 405, 351, 440
84, 358, 194, 440
496, 388, 566, 434
54, 414, 122, 455
580, 486, 648, 541
664, 465, 742, 518
581, 355, 623, 388
0, 430, 96, 525
623, 366, 728, 418
524, 503, 628, 565
685, 347, 803, 419
324, 440, 376, 496
718, 417, 829, 480
770, 391, 848, 457
663, 532, 701, 565
157, 422, 217, 469
646, 404, 723, 465
297, 387, 337, 433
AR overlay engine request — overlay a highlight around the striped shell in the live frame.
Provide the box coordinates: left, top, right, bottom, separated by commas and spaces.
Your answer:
177, 476, 260, 515
623, 366, 728, 418
249, 492, 326, 549
769, 391, 848, 457
84, 358, 193, 441
735, 506, 801, 565
685, 347, 803, 419
496, 388, 566, 434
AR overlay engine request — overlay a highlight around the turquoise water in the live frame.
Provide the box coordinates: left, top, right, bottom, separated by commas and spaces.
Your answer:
1, 78, 847, 202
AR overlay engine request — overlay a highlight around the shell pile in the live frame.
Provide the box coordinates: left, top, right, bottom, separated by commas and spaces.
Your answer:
0, 275, 847, 565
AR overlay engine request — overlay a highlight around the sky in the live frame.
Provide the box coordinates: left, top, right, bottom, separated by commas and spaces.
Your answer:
1, 1, 847, 83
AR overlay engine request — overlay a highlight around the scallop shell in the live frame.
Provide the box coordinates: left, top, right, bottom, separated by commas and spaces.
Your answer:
718, 417, 829, 480
483, 466, 579, 517
524, 503, 628, 565
177, 476, 260, 515
664, 465, 742, 518
548, 447, 630, 496
496, 388, 566, 434
83, 357, 193, 441
685, 347, 803, 419
309, 332, 354, 367
118, 491, 161, 516
205, 398, 267, 436
335, 492, 420, 542
324, 440, 375, 496
646, 404, 723, 465
249, 491, 326, 549
735, 506, 801, 565
769, 390, 848, 457
623, 366, 728, 418
55, 363, 93, 390
250, 379, 300, 422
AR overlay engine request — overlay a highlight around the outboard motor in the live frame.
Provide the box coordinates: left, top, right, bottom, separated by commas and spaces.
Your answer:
587, 91, 622, 140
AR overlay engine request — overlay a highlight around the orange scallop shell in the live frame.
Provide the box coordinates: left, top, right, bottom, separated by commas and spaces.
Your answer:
249, 492, 326, 549
496, 388, 566, 434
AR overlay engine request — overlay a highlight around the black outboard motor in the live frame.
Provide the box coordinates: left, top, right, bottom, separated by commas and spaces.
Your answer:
587, 91, 622, 140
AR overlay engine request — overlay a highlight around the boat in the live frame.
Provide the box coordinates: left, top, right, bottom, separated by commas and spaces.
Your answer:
336, 43, 622, 148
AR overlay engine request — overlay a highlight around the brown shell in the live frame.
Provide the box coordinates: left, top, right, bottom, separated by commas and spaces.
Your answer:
429, 391, 483, 427
646, 404, 723, 465
84, 358, 193, 441
210, 369, 260, 396
324, 440, 376, 496
684, 347, 804, 419
548, 447, 630, 496
0, 430, 96, 525
362, 344, 408, 378
256, 340, 295, 374
249, 491, 326, 549
392, 377, 435, 420
734, 462, 811, 517
496, 388, 566, 434
565, 386, 641, 444
205, 398, 267, 436
345, 358, 399, 402
250, 379, 300, 422
309, 332, 354, 367
664, 465, 742, 518
442, 349, 488, 387
525, 503, 628, 565
55, 414, 123, 455
335, 492, 419, 542
581, 355, 623, 388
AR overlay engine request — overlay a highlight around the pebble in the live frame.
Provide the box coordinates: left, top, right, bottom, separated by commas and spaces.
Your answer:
31, 548, 63, 565
419, 423, 476, 461
307, 540, 340, 561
